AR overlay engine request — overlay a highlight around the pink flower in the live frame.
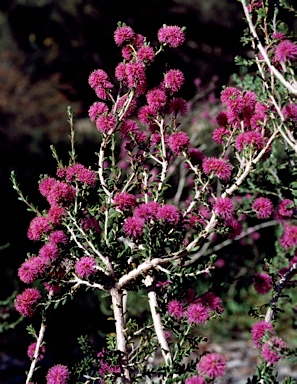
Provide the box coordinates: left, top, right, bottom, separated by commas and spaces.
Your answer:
216, 111, 228, 127
253, 272, 272, 294
169, 131, 190, 155
157, 25, 185, 48
18, 256, 47, 284
134, 202, 160, 221
282, 103, 297, 122
202, 157, 232, 180
115, 62, 127, 82
88, 102, 109, 123
46, 364, 70, 384
185, 376, 206, 384
48, 206, 65, 226
113, 192, 137, 211
262, 337, 287, 364
123, 216, 145, 238
197, 353, 226, 379
168, 97, 188, 116
146, 88, 167, 111
220, 87, 241, 105
39, 242, 60, 263
167, 299, 184, 320
235, 131, 264, 152
157, 204, 180, 225
186, 303, 210, 325
251, 320, 275, 348
65, 164, 96, 187
125, 62, 147, 95
27, 216, 52, 241
252, 197, 273, 219
137, 45, 155, 64
138, 105, 157, 125
114, 25, 135, 46
276, 199, 294, 221
88, 69, 110, 89
120, 120, 140, 139
196, 292, 223, 313
163, 69, 185, 94
27, 341, 45, 360
280, 224, 297, 249
224, 216, 243, 239
212, 127, 230, 144
96, 113, 117, 134
49, 230, 68, 245
75, 257, 97, 279
214, 197, 234, 219
39, 177, 57, 197
46, 182, 76, 206
275, 40, 297, 62
15, 288, 42, 317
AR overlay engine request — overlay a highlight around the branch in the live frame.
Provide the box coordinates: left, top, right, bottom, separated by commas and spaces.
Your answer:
26, 320, 46, 384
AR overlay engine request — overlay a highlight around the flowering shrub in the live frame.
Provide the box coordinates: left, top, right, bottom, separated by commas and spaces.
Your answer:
11, 2, 297, 383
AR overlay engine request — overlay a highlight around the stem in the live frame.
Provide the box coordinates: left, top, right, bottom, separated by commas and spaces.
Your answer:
26, 320, 46, 384
144, 275, 172, 366
110, 287, 131, 383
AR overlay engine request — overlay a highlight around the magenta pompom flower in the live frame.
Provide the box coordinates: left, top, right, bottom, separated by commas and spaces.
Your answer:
169, 131, 190, 155
157, 25, 185, 48
169, 97, 188, 116
114, 25, 135, 46
280, 224, 297, 249
88, 102, 109, 123
262, 337, 287, 364
137, 45, 155, 64
134, 202, 160, 221
163, 69, 185, 94
251, 320, 275, 348
123, 216, 145, 238
235, 131, 264, 152
275, 40, 297, 62
96, 113, 117, 134
186, 303, 210, 325
75, 257, 97, 279
253, 272, 272, 295
202, 157, 232, 181
276, 199, 294, 221
46, 364, 70, 384
27, 216, 52, 241
185, 376, 206, 384
15, 288, 42, 317
212, 127, 230, 144
167, 299, 184, 320
157, 204, 180, 225
252, 197, 273, 219
214, 197, 234, 219
197, 353, 226, 379
39, 242, 60, 263
65, 164, 96, 187
27, 341, 46, 361
146, 88, 167, 111
113, 192, 137, 211
282, 103, 297, 122
18, 256, 47, 284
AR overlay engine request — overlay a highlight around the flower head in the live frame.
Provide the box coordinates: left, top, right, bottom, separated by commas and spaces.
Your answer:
276, 199, 294, 221
75, 257, 97, 279
123, 216, 145, 238
157, 204, 180, 225
113, 192, 137, 211
167, 299, 184, 320
163, 69, 185, 94
88, 102, 109, 123
280, 224, 297, 248
15, 288, 42, 317
251, 320, 275, 348
202, 157, 232, 180
169, 97, 187, 116
214, 197, 234, 219
252, 197, 273, 219
157, 25, 185, 48
146, 88, 167, 111
275, 40, 297, 62
18, 256, 47, 284
27, 216, 52, 241
262, 337, 287, 364
27, 341, 45, 361
114, 25, 135, 46
137, 45, 155, 64
197, 353, 226, 379
253, 272, 272, 294
169, 131, 190, 155
186, 303, 210, 325
46, 364, 70, 384
134, 202, 160, 221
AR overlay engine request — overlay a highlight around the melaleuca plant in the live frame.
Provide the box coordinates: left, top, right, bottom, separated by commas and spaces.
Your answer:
11, 1, 297, 382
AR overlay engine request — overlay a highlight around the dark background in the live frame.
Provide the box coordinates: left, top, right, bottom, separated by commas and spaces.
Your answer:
0, 0, 272, 382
